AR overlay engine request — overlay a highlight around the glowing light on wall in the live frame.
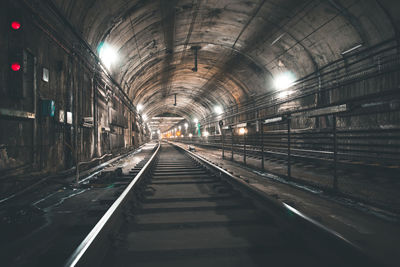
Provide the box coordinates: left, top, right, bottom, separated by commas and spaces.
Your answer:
11, 21, 21, 30
193, 118, 198, 123
214, 106, 223, 115
189, 133, 193, 137
11, 62, 21, 71
273, 72, 296, 90
184, 123, 188, 129
137, 104, 143, 112
142, 114, 148, 121
239, 128, 246, 135
98, 42, 118, 70
203, 131, 209, 137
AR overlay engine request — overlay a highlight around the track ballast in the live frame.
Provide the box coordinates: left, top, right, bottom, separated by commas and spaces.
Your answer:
67, 143, 375, 267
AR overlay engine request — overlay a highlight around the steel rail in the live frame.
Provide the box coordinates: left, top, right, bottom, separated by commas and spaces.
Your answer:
68, 141, 374, 266
75, 153, 112, 185
170, 142, 368, 258
64, 142, 161, 267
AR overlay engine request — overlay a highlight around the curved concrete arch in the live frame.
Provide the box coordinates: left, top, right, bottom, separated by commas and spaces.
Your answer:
52, 0, 399, 123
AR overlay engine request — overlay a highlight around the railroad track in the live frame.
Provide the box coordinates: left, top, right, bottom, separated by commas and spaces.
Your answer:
65, 142, 376, 267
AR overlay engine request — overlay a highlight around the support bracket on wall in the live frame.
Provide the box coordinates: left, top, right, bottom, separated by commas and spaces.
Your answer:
0, 108, 35, 119
191, 46, 201, 72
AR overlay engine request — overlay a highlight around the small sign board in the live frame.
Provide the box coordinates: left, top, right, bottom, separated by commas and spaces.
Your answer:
42, 68, 49, 82
41, 99, 55, 117
59, 109, 65, 123
66, 111, 73, 124
264, 116, 284, 124
235, 123, 247, 128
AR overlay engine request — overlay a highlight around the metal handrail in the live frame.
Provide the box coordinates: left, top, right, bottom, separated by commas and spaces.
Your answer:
199, 40, 400, 126
64, 142, 161, 267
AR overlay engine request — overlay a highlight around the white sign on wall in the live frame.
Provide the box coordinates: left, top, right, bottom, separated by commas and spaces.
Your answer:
66, 111, 73, 124
42, 68, 49, 82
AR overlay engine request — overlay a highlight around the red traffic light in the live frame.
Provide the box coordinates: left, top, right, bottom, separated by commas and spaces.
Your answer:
11, 21, 21, 30
11, 62, 21, 71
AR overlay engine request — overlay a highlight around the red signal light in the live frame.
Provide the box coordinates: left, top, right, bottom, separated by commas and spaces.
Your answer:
11, 21, 21, 30
11, 62, 21, 71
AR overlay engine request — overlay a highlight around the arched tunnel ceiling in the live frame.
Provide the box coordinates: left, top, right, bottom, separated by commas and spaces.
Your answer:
53, 0, 399, 122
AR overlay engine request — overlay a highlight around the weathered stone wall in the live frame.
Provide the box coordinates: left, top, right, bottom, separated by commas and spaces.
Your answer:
0, 1, 148, 176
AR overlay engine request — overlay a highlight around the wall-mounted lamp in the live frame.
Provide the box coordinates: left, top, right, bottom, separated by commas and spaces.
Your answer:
341, 44, 363, 56
214, 106, 223, 115
98, 42, 118, 70
274, 72, 296, 90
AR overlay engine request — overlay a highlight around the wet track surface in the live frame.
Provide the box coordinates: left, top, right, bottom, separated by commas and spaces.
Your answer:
0, 144, 156, 267
99, 144, 373, 267
1, 143, 381, 266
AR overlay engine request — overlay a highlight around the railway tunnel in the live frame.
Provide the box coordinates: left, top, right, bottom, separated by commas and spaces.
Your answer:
1, 0, 400, 266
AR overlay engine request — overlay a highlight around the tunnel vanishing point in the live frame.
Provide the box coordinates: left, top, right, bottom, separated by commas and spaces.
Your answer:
1, 1, 400, 267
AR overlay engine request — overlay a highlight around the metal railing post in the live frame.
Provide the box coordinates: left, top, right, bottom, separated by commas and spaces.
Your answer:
244, 131, 247, 165
287, 118, 291, 178
261, 120, 264, 170
231, 128, 234, 161
333, 115, 338, 190
222, 130, 225, 159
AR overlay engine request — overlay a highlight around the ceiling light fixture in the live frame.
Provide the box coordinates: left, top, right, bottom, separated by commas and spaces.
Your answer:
271, 33, 285, 46
273, 72, 296, 90
214, 106, 223, 115
341, 44, 363, 56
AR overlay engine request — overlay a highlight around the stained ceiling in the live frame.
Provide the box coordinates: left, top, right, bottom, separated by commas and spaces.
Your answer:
52, 0, 399, 127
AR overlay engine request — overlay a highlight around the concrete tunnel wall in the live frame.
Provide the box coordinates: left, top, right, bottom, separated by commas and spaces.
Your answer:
1, 0, 400, 177
52, 0, 400, 120
0, 1, 151, 176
